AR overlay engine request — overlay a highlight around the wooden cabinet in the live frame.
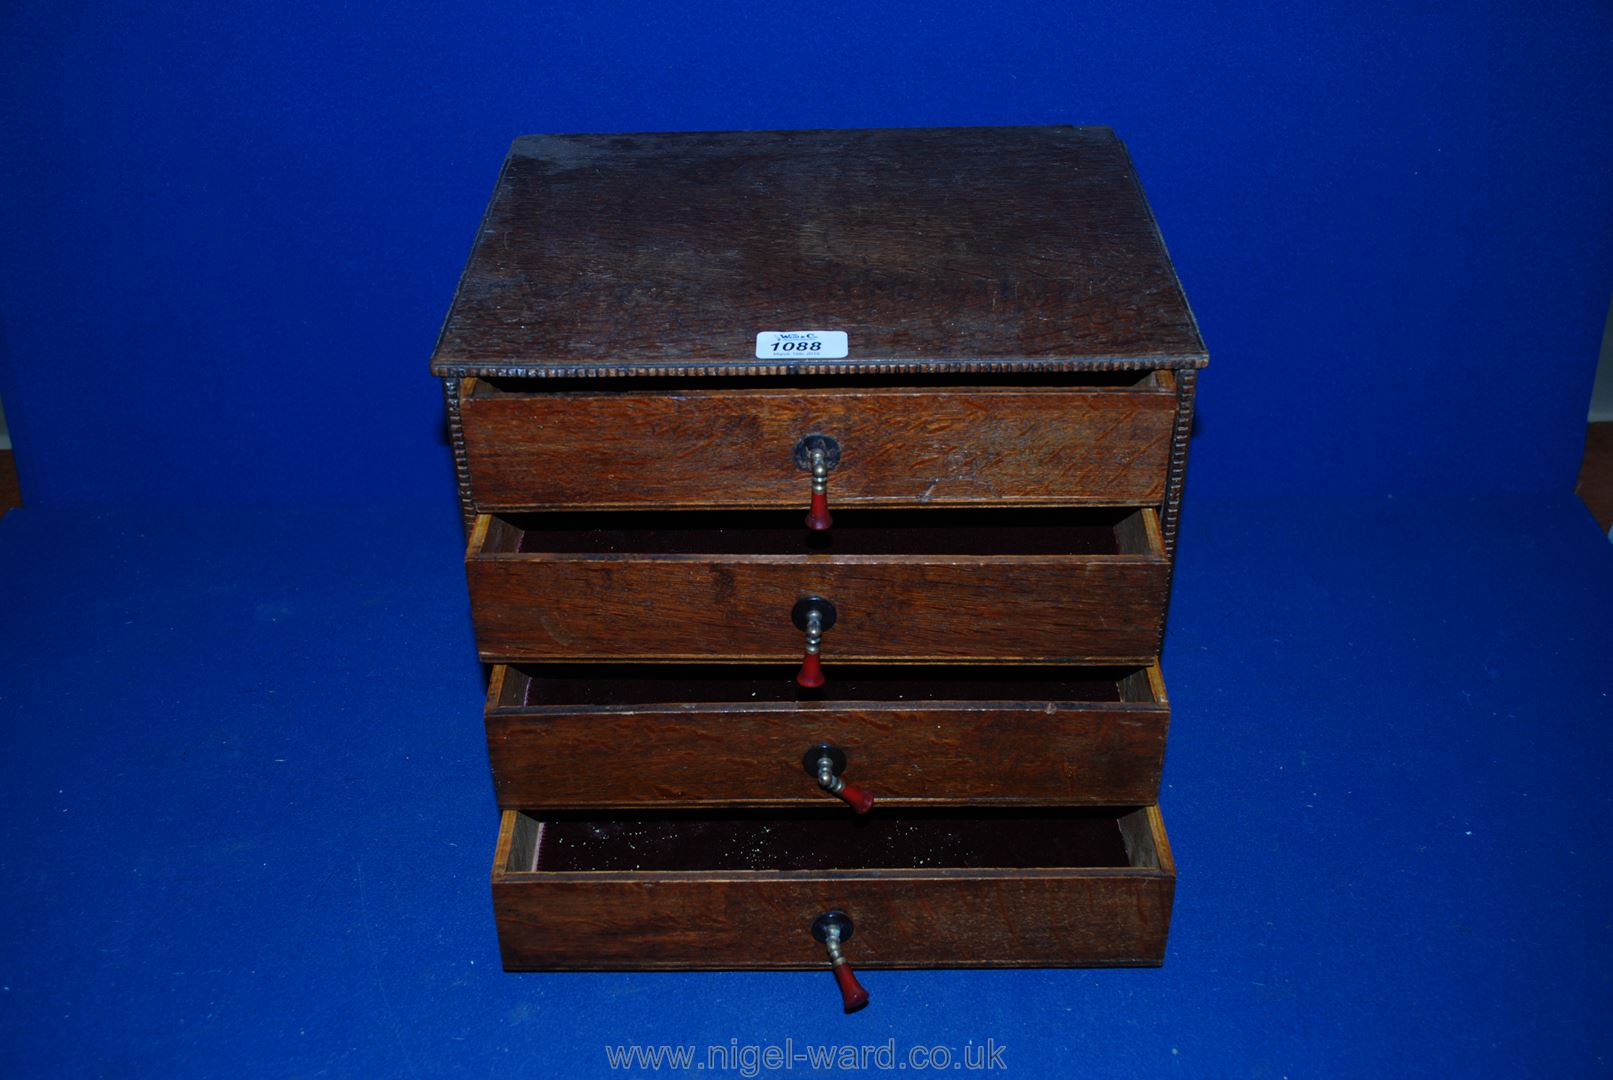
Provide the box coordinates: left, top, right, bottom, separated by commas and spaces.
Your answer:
432, 125, 1206, 1009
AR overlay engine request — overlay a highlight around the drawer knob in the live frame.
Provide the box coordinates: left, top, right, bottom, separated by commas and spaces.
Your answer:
792, 595, 837, 688
794, 435, 841, 531
811, 911, 869, 1013
804, 743, 875, 814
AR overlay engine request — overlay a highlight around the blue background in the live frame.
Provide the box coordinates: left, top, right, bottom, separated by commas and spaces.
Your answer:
2, 2, 1611, 505
4, 498, 1611, 1076
2, 2, 1612, 1077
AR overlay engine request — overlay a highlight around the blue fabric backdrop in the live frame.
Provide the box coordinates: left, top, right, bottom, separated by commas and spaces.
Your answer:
3, 5, 1613, 1077
2, 2, 1610, 507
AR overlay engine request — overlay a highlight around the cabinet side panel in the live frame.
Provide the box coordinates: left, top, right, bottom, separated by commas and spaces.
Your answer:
1158, 367, 1198, 653
444, 376, 475, 535
1160, 366, 1197, 562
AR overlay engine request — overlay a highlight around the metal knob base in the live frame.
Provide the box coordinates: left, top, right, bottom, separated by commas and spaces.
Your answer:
794, 436, 841, 532
792, 597, 837, 688
803, 743, 875, 814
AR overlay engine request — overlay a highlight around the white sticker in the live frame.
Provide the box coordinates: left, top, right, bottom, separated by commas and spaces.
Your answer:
755, 330, 848, 360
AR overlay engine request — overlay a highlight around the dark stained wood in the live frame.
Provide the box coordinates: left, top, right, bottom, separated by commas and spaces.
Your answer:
444, 378, 475, 535
428, 126, 1207, 378
1117, 803, 1169, 869
1161, 365, 1198, 563
1576, 421, 1613, 532
466, 510, 1168, 663
485, 663, 1169, 808
0, 450, 19, 520
460, 381, 1175, 510
492, 805, 1174, 969
437, 125, 1207, 974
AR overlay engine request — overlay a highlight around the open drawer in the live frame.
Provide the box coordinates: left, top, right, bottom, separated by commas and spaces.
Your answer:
492, 805, 1174, 969
466, 506, 1169, 662
459, 370, 1178, 511
486, 662, 1169, 808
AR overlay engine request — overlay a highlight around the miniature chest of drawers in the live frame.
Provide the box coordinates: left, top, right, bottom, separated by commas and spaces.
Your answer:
430, 125, 1205, 1008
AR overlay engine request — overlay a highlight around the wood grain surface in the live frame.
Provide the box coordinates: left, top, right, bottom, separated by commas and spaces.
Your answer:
467, 551, 1167, 662
491, 806, 1173, 969
429, 126, 1207, 378
485, 663, 1169, 808
443, 125, 1203, 972
460, 381, 1175, 509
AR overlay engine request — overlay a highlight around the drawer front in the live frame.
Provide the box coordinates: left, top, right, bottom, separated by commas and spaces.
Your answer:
460, 382, 1176, 510
492, 806, 1174, 969
485, 664, 1169, 808
467, 508, 1168, 663
469, 555, 1166, 662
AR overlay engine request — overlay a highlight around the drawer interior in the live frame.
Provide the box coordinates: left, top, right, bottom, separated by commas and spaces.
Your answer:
478, 507, 1161, 557
492, 662, 1162, 708
502, 806, 1165, 874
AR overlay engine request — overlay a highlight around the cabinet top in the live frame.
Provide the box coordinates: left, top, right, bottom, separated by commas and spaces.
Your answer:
430, 126, 1206, 378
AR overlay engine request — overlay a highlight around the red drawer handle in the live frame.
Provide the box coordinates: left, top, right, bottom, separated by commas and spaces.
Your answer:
833, 961, 870, 1012
806, 485, 832, 532
797, 650, 826, 689
792, 596, 836, 688
805, 744, 875, 814
812, 912, 869, 1013
833, 779, 876, 815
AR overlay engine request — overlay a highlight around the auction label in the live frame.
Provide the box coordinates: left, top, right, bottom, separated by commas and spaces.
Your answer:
755, 330, 849, 359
